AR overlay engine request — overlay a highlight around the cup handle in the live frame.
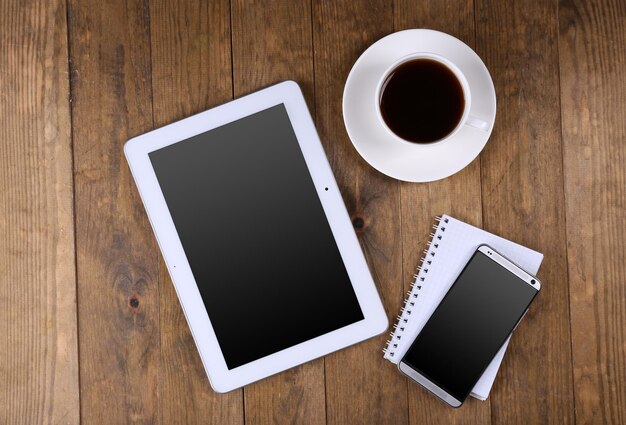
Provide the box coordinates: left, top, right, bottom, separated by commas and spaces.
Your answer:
465, 116, 490, 132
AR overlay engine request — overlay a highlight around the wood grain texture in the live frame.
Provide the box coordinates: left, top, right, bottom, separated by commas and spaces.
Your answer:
475, 0, 575, 423
230, 1, 326, 424
0, 0, 79, 423
393, 1, 490, 423
558, 1, 626, 424
149, 1, 244, 424
68, 0, 161, 423
313, 2, 407, 424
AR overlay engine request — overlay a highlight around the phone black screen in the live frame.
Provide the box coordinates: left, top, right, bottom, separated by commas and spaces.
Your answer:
149, 104, 364, 369
401, 250, 538, 402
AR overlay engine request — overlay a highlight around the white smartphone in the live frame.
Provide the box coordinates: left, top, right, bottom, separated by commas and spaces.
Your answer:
398, 244, 541, 407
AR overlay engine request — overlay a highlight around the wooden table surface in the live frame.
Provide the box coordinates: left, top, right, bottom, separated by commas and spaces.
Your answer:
1, 0, 625, 424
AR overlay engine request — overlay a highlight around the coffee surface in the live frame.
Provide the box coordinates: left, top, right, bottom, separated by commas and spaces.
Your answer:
380, 59, 465, 143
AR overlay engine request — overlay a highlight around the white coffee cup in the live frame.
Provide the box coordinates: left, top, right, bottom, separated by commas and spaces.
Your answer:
375, 52, 490, 146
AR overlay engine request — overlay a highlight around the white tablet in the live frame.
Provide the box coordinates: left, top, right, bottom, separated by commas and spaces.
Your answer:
124, 81, 388, 392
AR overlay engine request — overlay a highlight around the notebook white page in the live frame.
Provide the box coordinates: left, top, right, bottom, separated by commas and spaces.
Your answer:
383, 214, 543, 400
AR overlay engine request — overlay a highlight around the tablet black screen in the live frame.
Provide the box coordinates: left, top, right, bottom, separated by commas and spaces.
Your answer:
149, 104, 364, 369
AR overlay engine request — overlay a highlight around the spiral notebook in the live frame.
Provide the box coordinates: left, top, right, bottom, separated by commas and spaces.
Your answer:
383, 214, 543, 400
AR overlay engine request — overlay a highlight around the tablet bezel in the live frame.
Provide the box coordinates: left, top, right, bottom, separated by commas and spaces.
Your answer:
124, 81, 388, 392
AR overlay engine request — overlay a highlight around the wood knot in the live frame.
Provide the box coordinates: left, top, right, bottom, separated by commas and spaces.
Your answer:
352, 217, 365, 230
129, 296, 140, 309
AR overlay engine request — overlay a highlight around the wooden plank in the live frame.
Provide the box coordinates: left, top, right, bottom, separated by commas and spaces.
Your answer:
474, 0, 575, 423
393, 1, 491, 423
558, 1, 626, 423
229, 1, 326, 424
312, 2, 408, 424
148, 0, 244, 423
68, 0, 161, 422
0, 0, 79, 423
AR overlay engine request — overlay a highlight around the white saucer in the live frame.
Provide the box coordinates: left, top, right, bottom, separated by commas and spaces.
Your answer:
343, 29, 496, 182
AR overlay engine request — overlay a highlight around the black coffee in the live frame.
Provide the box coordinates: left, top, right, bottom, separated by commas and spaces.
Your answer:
379, 59, 465, 143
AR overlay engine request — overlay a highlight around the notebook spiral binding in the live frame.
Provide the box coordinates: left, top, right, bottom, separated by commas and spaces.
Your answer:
382, 215, 448, 359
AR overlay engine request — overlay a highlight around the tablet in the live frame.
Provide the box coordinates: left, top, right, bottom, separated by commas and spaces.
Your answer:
124, 81, 388, 392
